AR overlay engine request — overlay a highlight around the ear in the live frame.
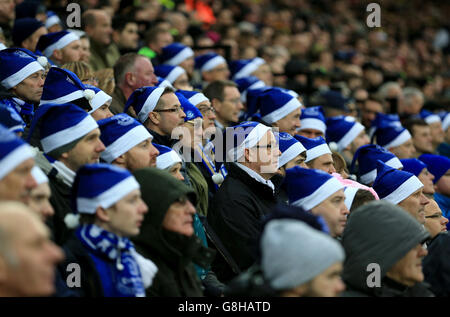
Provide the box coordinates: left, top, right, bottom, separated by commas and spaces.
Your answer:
95, 206, 110, 223
148, 111, 160, 125
125, 72, 135, 86
59, 151, 69, 160
244, 147, 251, 162
52, 49, 62, 62
211, 98, 221, 113
113, 154, 126, 166
112, 30, 119, 44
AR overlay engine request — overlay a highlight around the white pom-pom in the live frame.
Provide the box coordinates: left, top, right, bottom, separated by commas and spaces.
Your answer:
212, 173, 224, 185
64, 213, 80, 229
37, 56, 48, 67
329, 142, 338, 152
83, 89, 95, 101
349, 174, 357, 181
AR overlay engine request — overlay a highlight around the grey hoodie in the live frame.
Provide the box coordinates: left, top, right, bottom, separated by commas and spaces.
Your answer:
341, 200, 432, 297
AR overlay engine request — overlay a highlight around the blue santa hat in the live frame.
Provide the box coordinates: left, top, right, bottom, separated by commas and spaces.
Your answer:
98, 114, 153, 163
369, 112, 402, 138
350, 144, 403, 185
154, 144, 182, 170
0, 124, 34, 180
293, 135, 331, 163
29, 103, 98, 154
0, 48, 48, 89
277, 132, 306, 168
67, 164, 140, 226
234, 76, 266, 103
195, 52, 227, 72
156, 76, 174, 89
400, 158, 428, 177
419, 154, 450, 184
229, 57, 265, 80
285, 166, 344, 210
160, 43, 194, 66
298, 106, 327, 135
40, 67, 108, 113
175, 92, 202, 122
373, 161, 424, 205
373, 125, 412, 150
31, 166, 48, 185
419, 109, 441, 125
124, 86, 166, 123
176, 90, 209, 107
45, 11, 62, 29
326, 116, 365, 152
226, 121, 272, 161
0, 104, 26, 133
256, 88, 302, 124
36, 31, 80, 58
154, 64, 186, 85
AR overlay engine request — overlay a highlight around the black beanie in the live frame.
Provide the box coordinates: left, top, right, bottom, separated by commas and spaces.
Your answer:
12, 18, 44, 47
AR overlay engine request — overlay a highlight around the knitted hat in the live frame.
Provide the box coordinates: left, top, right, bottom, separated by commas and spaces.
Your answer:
36, 31, 80, 58
29, 103, 98, 154
0, 124, 34, 180
226, 121, 271, 161
160, 43, 194, 66
419, 109, 441, 125
12, 18, 44, 47
261, 219, 345, 290
256, 88, 302, 124
31, 165, 48, 185
0, 104, 26, 133
298, 106, 327, 134
400, 158, 427, 177
98, 114, 153, 163
293, 135, 331, 163
285, 166, 344, 210
45, 11, 62, 29
277, 132, 306, 168
351, 144, 403, 185
0, 48, 47, 89
326, 116, 365, 152
373, 125, 412, 149
154, 64, 186, 84
154, 144, 182, 170
234, 75, 266, 103
175, 92, 202, 122
418, 154, 450, 184
230, 57, 265, 80
71, 163, 140, 215
176, 89, 209, 106
368, 112, 402, 138
40, 67, 107, 113
195, 52, 227, 72
124, 86, 166, 123
373, 161, 424, 205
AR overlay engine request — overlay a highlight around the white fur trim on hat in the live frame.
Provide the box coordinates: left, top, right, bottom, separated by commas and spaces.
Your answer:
137, 87, 165, 123
424, 114, 441, 125
384, 129, 412, 149
291, 177, 344, 210
39, 89, 85, 106
344, 187, 359, 210
298, 118, 326, 134
43, 32, 80, 58
41, 115, 98, 153
165, 66, 185, 84
337, 122, 365, 152
382, 175, 424, 205
188, 93, 208, 106
279, 142, 306, 168
359, 156, 403, 185
201, 55, 227, 72
101, 125, 152, 163
305, 143, 331, 163
89, 90, 112, 113
165, 47, 194, 66
76, 176, 140, 214
227, 123, 271, 161
0, 143, 34, 180
261, 98, 302, 124
31, 166, 48, 184
156, 150, 182, 170
1, 61, 44, 89
233, 58, 265, 80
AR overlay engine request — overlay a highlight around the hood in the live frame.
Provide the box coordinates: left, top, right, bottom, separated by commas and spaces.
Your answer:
342, 200, 430, 295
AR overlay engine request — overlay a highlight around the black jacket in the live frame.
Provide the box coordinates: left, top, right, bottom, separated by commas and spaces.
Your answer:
148, 129, 177, 147
57, 233, 104, 297
341, 200, 433, 297
423, 232, 450, 296
207, 163, 278, 282
132, 168, 215, 297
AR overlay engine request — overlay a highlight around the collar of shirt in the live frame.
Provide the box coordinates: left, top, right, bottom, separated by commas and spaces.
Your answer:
235, 162, 275, 192
52, 160, 76, 187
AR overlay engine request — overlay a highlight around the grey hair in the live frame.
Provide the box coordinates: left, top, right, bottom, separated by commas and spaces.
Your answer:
377, 82, 401, 99
402, 87, 424, 105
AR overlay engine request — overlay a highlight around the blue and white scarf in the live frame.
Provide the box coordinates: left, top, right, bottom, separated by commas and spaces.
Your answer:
76, 224, 146, 297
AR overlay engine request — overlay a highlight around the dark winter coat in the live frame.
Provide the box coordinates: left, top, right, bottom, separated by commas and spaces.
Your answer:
132, 168, 216, 297
207, 163, 278, 282
423, 232, 450, 296
341, 200, 434, 297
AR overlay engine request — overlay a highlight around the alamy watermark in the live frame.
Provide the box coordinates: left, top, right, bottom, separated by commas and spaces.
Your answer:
366, 3, 381, 28
66, 3, 81, 28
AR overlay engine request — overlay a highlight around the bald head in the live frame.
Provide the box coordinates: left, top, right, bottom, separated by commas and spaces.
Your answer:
0, 201, 63, 297
82, 9, 113, 46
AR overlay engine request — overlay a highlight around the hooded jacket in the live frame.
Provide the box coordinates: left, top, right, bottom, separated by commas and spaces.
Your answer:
207, 162, 278, 282
131, 168, 215, 297
341, 200, 433, 297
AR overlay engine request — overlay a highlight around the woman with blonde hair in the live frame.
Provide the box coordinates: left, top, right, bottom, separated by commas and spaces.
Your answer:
94, 68, 115, 96
61, 61, 97, 86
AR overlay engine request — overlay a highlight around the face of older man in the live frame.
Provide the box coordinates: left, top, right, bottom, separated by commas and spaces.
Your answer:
386, 244, 428, 287
424, 199, 448, 239
397, 187, 429, 224
0, 158, 37, 204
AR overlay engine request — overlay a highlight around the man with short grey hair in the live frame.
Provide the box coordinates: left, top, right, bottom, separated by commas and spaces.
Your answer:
401, 87, 425, 116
